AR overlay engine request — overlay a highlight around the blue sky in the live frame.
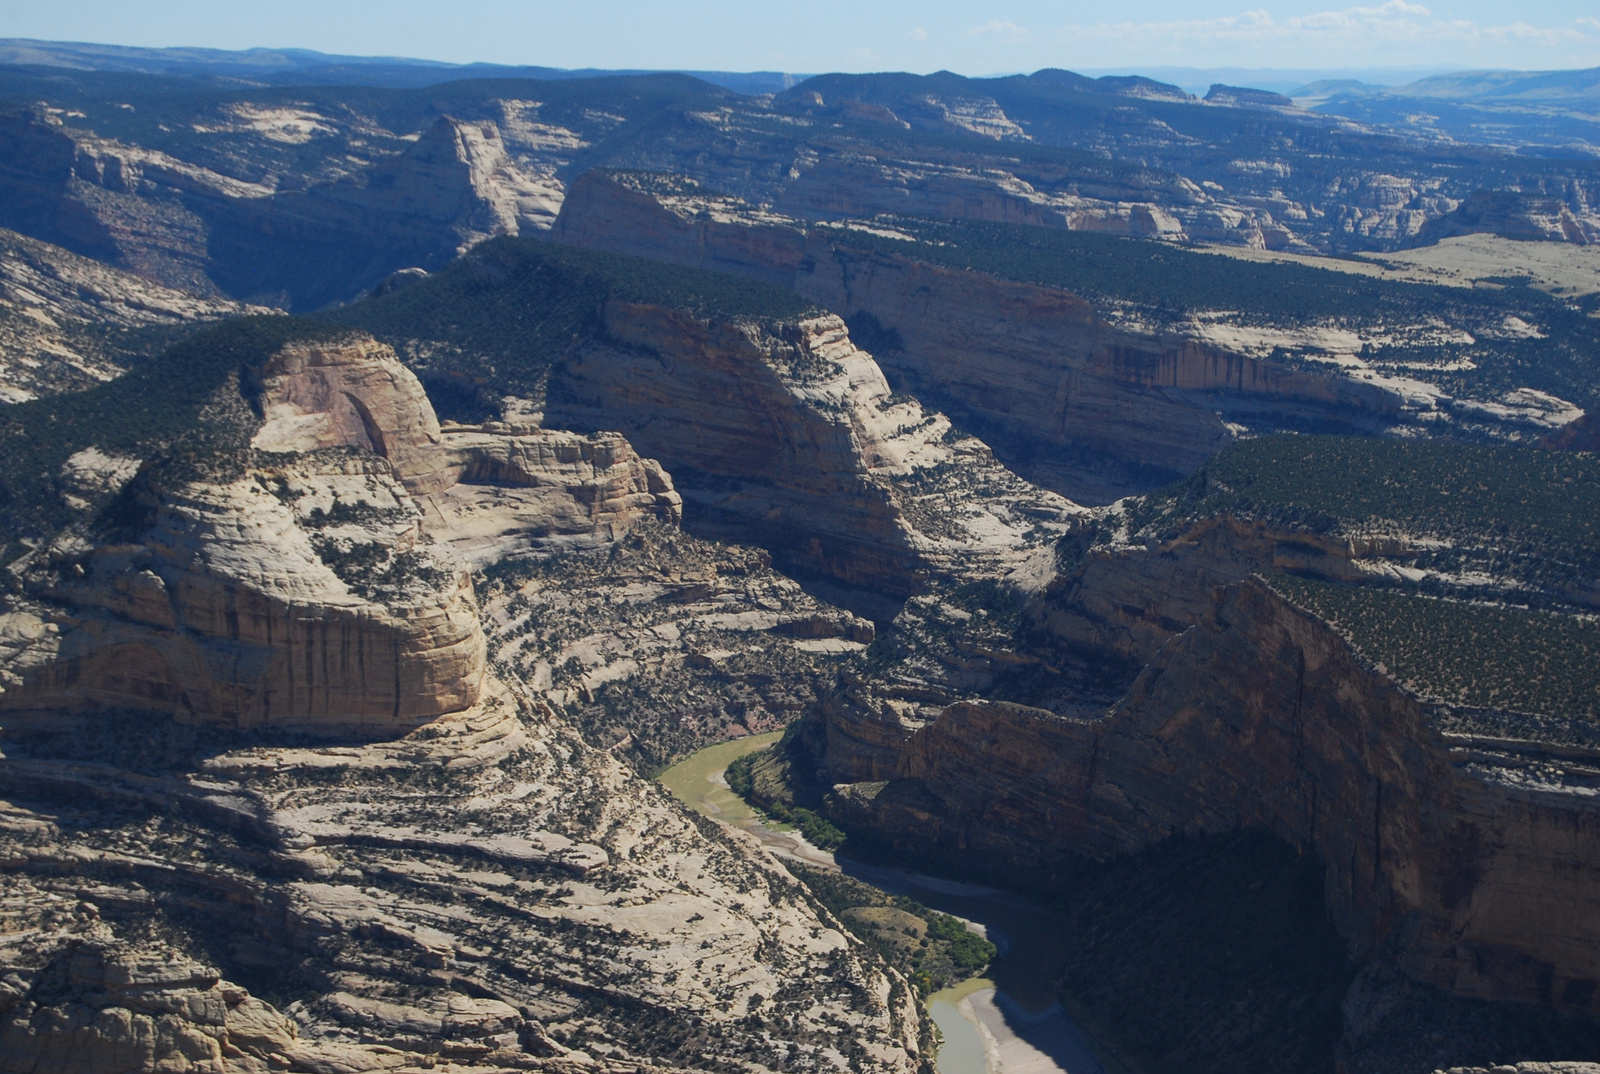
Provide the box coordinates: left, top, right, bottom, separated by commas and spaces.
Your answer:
4, 1, 1598, 75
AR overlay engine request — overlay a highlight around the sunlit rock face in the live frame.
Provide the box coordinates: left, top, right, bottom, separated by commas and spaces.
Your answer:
547, 300, 1079, 596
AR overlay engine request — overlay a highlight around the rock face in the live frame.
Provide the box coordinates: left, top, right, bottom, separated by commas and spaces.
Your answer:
208, 116, 559, 308
426, 423, 683, 566
250, 336, 453, 493
2, 452, 486, 734
831, 577, 1600, 1016
1413, 189, 1598, 246
0, 944, 300, 1073
552, 170, 1405, 501
546, 301, 1079, 596
0, 110, 561, 308
0, 227, 259, 402
0, 334, 683, 733
1542, 410, 1600, 452
552, 170, 807, 289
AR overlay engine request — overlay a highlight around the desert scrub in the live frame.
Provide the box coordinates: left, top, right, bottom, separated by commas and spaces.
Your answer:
1098, 434, 1600, 602
1267, 573, 1600, 720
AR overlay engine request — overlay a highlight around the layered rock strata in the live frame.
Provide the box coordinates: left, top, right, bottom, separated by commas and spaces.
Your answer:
0, 682, 928, 1074
552, 170, 1405, 502
545, 301, 1080, 596
426, 423, 683, 566
0, 329, 931, 1071
0, 334, 680, 733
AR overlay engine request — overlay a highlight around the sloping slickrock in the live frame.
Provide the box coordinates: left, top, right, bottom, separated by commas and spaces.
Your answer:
0, 683, 929, 1074
0, 227, 264, 402
546, 301, 1079, 596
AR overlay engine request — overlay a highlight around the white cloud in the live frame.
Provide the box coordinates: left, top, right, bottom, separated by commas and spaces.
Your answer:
909, 26, 928, 42
966, 20, 1030, 39
1053, 3, 1600, 53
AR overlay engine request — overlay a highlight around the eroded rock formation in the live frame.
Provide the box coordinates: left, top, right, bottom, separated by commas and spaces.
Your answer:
0, 333, 683, 733
551, 170, 1406, 502
546, 301, 1079, 595
0, 328, 931, 1073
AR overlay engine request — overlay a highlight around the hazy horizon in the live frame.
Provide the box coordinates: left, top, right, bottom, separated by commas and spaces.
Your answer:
2, 1, 1597, 78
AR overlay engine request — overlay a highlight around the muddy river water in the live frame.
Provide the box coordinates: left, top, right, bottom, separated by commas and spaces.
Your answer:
658, 735, 1117, 1074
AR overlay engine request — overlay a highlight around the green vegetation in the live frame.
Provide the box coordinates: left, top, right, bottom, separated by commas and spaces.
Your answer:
0, 236, 819, 550
788, 862, 996, 995
318, 237, 819, 400
1112, 435, 1600, 583
834, 216, 1600, 408
726, 751, 846, 850
1268, 574, 1600, 720
0, 315, 356, 546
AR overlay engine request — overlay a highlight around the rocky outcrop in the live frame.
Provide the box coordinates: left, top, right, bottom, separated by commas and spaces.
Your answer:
552, 170, 1405, 502
250, 336, 452, 493
1412, 189, 1597, 246
207, 116, 559, 308
546, 302, 1079, 596
552, 171, 807, 289
831, 577, 1600, 1016
1541, 410, 1600, 452
0, 944, 302, 1073
0, 334, 683, 733
1, 452, 486, 733
425, 423, 683, 566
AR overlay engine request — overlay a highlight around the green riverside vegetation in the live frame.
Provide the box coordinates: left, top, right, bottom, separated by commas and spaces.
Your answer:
786, 862, 996, 995
726, 751, 846, 850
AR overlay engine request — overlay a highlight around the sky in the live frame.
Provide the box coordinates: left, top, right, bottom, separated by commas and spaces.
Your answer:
3, 1, 1599, 76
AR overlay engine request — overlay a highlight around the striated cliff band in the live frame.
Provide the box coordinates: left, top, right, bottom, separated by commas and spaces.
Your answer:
0, 323, 937, 1073
551, 169, 1594, 504
766, 435, 1600, 1069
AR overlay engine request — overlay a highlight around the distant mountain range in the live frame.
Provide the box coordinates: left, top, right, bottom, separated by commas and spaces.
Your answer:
0, 38, 809, 94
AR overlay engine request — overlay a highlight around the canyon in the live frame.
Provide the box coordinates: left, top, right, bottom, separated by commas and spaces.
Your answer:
0, 48, 1597, 1074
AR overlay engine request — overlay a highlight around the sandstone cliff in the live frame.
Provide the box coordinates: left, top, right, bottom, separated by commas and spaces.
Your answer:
207, 116, 559, 307
552, 169, 1407, 502
545, 301, 1080, 596
0, 333, 680, 734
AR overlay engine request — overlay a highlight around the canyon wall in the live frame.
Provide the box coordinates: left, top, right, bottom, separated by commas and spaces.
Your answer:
545, 301, 1078, 597
552, 170, 1404, 502
830, 577, 1600, 1015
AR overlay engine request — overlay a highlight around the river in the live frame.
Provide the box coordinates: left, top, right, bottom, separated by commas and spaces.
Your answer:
657, 735, 1118, 1074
